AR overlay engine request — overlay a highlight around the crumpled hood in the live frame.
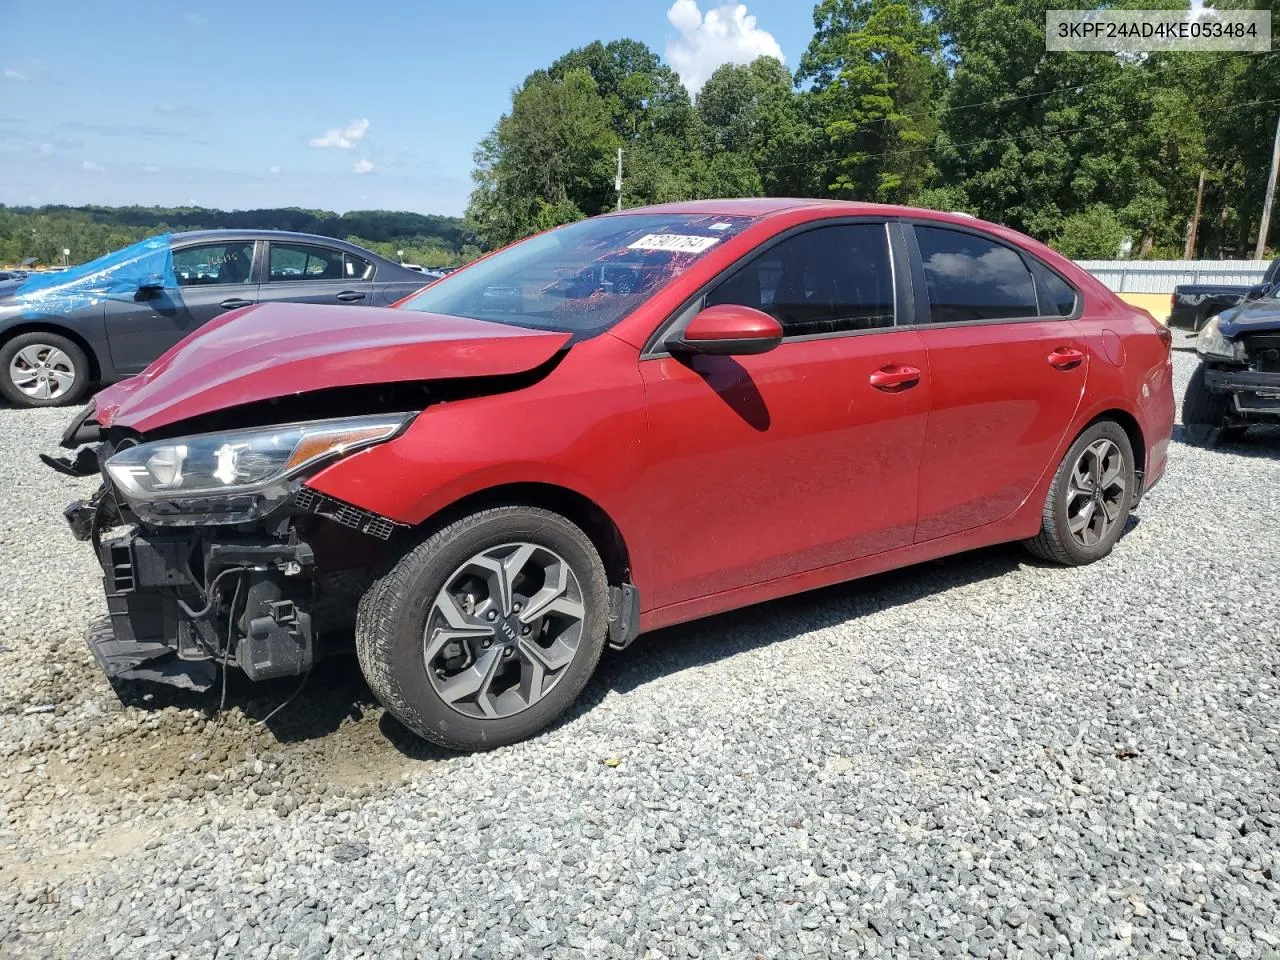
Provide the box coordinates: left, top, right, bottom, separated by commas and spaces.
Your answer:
94, 302, 571, 432
1219, 297, 1280, 337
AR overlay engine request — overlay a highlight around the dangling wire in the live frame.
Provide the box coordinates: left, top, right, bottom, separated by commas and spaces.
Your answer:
256, 670, 311, 728
220, 571, 246, 715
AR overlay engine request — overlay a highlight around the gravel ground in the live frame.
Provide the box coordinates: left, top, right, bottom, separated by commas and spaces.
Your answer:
1, 348, 1277, 959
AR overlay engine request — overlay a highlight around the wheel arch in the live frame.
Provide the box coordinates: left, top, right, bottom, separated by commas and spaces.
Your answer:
412, 481, 633, 588
0, 321, 103, 382
1083, 408, 1146, 479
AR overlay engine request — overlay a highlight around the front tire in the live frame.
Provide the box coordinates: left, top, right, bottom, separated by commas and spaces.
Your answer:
1182, 363, 1232, 446
0, 332, 90, 408
1024, 421, 1135, 566
356, 505, 609, 751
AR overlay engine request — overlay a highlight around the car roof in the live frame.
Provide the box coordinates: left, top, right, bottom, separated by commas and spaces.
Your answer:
170, 228, 378, 250
611, 197, 1001, 230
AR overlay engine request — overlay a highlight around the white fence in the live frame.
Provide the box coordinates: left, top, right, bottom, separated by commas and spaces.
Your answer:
1076, 259, 1270, 293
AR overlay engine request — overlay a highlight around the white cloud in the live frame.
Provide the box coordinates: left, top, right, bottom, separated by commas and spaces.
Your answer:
268, 164, 281, 175
183, 12, 209, 28
352, 158, 375, 174
665, 0, 783, 95
81, 160, 104, 172
310, 118, 370, 150
3, 69, 26, 81
143, 164, 161, 173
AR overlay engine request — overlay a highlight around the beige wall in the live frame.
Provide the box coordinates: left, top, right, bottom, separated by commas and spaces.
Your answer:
1116, 291, 1171, 323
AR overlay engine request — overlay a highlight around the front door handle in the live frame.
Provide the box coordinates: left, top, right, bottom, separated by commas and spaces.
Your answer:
1048, 346, 1086, 370
869, 364, 922, 391
219, 298, 254, 309
336, 290, 366, 302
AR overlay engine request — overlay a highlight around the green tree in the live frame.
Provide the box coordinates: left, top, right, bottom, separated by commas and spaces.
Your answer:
696, 57, 821, 196
798, 0, 945, 203
466, 69, 619, 247
1053, 204, 1129, 259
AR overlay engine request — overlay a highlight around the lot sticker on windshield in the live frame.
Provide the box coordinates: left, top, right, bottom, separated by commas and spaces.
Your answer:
628, 234, 720, 253
709, 222, 734, 231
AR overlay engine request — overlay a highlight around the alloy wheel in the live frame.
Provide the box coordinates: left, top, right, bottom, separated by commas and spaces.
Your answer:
1065, 438, 1126, 547
9, 344, 76, 401
423, 542, 586, 720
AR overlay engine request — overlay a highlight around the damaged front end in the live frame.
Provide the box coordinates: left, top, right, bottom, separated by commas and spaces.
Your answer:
53, 407, 415, 692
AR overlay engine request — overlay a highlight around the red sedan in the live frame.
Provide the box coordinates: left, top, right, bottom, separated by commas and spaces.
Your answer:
57, 199, 1175, 750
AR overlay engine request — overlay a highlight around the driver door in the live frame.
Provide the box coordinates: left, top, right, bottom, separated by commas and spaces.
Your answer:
104, 239, 259, 374
633, 222, 931, 609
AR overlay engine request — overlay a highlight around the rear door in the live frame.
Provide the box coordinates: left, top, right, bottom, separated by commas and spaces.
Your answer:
259, 240, 377, 307
906, 222, 1087, 543
104, 238, 259, 374
635, 221, 931, 609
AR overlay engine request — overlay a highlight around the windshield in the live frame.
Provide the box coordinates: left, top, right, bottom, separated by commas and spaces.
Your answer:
398, 213, 753, 332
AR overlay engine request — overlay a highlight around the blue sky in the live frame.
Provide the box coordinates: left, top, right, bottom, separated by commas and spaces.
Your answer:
0, 1, 815, 217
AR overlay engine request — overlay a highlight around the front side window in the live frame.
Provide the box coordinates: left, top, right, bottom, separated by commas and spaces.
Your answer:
269, 243, 346, 282
398, 214, 754, 333
173, 242, 254, 287
915, 225, 1037, 324
704, 223, 895, 336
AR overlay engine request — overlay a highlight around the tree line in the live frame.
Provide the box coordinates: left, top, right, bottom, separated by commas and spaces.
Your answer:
466, 0, 1280, 260
0, 205, 478, 268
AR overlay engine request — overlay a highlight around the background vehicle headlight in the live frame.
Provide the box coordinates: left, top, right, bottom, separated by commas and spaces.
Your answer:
104, 413, 413, 524
1195, 316, 1244, 361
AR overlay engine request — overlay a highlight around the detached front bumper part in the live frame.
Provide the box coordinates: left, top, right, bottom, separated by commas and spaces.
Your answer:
86, 528, 318, 692
85, 615, 217, 692
1205, 367, 1280, 417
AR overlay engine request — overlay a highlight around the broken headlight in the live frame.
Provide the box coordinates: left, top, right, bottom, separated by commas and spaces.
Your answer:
1195, 316, 1245, 362
104, 413, 414, 525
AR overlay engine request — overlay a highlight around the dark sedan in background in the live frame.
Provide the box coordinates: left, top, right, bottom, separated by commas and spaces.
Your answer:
0, 230, 432, 407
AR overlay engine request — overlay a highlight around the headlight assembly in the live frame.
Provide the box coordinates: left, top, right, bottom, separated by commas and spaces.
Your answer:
1195, 316, 1244, 361
104, 413, 414, 525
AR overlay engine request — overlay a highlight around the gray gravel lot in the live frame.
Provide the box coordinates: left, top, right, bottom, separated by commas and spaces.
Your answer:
1, 348, 1277, 959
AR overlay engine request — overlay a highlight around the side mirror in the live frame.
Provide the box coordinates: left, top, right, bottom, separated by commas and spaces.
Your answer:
1244, 281, 1272, 302
135, 275, 167, 301
667, 304, 783, 357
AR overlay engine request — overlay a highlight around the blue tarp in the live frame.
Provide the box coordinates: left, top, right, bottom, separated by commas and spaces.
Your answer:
14, 234, 176, 318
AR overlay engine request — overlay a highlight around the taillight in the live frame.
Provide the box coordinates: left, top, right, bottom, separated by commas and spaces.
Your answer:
1156, 323, 1173, 351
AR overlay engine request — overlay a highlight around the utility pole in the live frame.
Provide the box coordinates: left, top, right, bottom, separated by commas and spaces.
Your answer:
1185, 169, 1205, 260
1255, 113, 1280, 260
615, 148, 623, 212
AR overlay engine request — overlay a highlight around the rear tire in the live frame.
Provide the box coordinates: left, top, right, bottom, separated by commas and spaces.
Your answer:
1024, 421, 1135, 567
356, 505, 609, 751
0, 332, 90, 408
1182, 363, 1232, 446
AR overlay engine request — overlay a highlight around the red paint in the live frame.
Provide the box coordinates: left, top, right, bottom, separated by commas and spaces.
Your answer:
679, 304, 783, 346
102, 199, 1175, 637
93, 303, 570, 432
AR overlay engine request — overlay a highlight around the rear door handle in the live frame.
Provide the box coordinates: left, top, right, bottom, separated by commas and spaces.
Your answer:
869, 364, 922, 391
219, 298, 253, 309
336, 290, 366, 302
1048, 347, 1086, 369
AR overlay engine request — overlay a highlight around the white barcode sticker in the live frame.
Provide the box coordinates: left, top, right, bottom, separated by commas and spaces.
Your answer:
628, 234, 720, 253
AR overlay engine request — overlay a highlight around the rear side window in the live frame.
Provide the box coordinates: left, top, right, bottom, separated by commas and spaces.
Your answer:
915, 225, 1037, 323
269, 243, 346, 282
705, 223, 895, 336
